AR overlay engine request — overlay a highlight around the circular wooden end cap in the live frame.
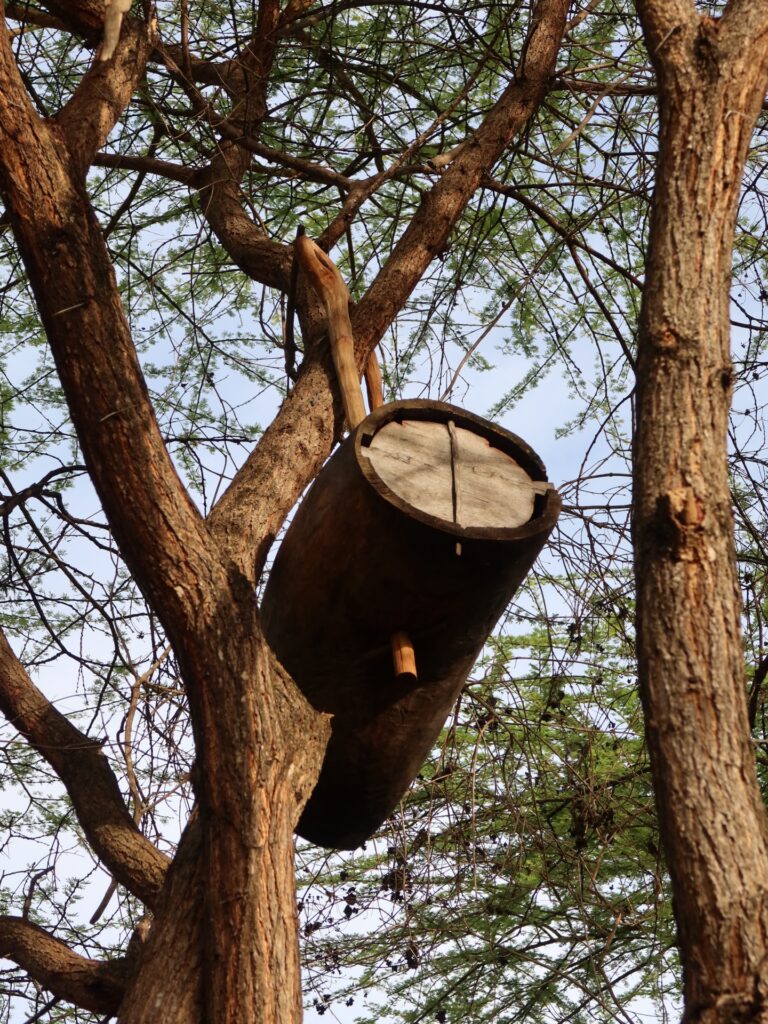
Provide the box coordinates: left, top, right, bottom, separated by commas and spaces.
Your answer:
360, 418, 536, 530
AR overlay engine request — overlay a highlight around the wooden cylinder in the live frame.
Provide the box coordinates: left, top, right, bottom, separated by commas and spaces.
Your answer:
391, 630, 418, 682
261, 400, 561, 849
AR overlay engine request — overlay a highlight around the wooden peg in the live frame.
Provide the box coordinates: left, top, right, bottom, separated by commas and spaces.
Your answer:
391, 631, 417, 682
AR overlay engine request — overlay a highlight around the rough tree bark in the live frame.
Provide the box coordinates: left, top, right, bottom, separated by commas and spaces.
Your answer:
633, 3, 768, 1022
0, 0, 569, 1020
0, 15, 333, 1021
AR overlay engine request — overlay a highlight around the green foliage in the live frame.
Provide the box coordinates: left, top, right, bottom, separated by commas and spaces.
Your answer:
297, 575, 681, 1023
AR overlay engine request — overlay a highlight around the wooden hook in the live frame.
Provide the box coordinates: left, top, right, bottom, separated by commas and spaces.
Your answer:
294, 233, 367, 429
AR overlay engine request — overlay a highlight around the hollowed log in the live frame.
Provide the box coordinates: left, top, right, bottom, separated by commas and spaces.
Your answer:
262, 400, 561, 849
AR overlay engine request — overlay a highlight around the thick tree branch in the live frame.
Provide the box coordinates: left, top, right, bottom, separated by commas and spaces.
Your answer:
191, 0, 290, 290
634, 0, 697, 53
208, 0, 569, 582
0, 18, 330, 1016
350, 0, 570, 359
208, 354, 339, 577
7, 0, 238, 92
57, 20, 154, 172
0, 17, 223, 644
0, 632, 169, 906
719, 0, 768, 55
4, 2, 66, 29
0, 916, 128, 1014
32, 0, 104, 49
633, 0, 768, 1016
198, 177, 292, 290
639, 1, 768, 94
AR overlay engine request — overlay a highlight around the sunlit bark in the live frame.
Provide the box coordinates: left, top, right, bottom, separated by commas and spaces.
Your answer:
634, 4, 768, 1020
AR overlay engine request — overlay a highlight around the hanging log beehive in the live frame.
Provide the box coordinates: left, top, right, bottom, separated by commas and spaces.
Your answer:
261, 399, 561, 849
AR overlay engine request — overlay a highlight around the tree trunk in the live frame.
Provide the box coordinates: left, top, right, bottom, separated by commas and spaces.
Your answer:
634, 5, 768, 1021
0, 20, 331, 1020
118, 635, 330, 1024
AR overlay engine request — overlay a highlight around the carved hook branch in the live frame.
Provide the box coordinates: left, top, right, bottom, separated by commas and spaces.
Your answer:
294, 231, 382, 429
99, 0, 133, 60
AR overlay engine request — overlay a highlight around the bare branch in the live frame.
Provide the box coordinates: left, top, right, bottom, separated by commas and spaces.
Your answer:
217, 127, 353, 190
566, 0, 602, 33
0, 917, 128, 1014
94, 150, 200, 186
57, 20, 154, 171
483, 177, 644, 288
551, 75, 655, 96
0, 631, 169, 906
351, 0, 570, 359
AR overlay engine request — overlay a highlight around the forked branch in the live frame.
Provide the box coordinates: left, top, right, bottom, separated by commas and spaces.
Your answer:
208, 0, 570, 581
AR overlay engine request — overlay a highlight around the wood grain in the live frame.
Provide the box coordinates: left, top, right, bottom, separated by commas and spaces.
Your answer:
362, 419, 539, 529
295, 233, 366, 428
262, 400, 561, 848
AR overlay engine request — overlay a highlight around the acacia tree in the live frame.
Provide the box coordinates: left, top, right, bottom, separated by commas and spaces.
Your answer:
0, 0, 767, 1022
0, 0, 571, 1020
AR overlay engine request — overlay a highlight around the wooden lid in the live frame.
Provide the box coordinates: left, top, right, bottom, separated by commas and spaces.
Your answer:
356, 401, 551, 536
